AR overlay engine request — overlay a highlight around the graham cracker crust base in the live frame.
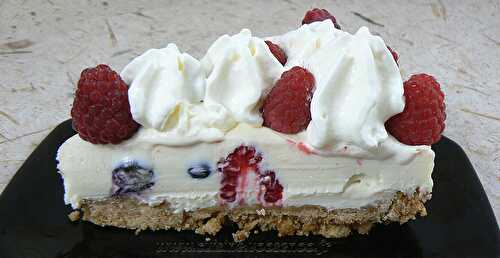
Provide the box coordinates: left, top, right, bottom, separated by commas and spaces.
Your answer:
77, 191, 429, 241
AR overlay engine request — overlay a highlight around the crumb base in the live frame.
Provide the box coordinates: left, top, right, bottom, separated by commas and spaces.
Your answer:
78, 191, 429, 241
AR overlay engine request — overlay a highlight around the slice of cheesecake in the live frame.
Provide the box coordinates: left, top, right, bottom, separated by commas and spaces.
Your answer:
57, 9, 445, 241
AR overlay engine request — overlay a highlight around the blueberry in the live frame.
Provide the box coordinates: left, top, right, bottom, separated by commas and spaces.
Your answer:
187, 163, 212, 179
111, 161, 154, 195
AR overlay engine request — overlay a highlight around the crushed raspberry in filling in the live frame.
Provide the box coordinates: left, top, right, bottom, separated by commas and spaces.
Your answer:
217, 145, 283, 206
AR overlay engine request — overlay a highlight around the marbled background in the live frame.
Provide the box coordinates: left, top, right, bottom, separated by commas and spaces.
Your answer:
0, 0, 498, 224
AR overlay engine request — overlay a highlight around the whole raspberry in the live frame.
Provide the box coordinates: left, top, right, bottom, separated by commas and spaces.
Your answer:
262, 66, 315, 134
265, 40, 287, 65
386, 45, 399, 65
71, 64, 139, 144
302, 8, 341, 30
386, 74, 446, 145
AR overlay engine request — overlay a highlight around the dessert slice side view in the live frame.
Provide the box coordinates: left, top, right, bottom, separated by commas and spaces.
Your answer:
57, 8, 446, 241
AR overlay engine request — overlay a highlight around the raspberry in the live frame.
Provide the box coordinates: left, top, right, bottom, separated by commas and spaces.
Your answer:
386, 74, 446, 145
265, 40, 287, 65
259, 170, 283, 203
218, 145, 262, 204
387, 45, 399, 65
218, 145, 283, 206
302, 8, 341, 30
71, 64, 139, 144
262, 66, 315, 134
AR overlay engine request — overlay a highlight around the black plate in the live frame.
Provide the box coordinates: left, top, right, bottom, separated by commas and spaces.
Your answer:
0, 120, 498, 258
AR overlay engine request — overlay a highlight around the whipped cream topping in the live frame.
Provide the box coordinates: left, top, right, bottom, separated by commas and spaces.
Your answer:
122, 44, 206, 130
121, 44, 229, 145
267, 19, 343, 68
121, 29, 284, 145
305, 26, 404, 159
202, 29, 284, 126
121, 20, 417, 162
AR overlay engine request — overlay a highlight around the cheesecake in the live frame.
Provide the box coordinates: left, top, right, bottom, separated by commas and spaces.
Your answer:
57, 8, 445, 241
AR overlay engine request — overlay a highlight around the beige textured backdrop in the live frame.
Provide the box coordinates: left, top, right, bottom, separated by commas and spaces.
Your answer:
0, 0, 498, 224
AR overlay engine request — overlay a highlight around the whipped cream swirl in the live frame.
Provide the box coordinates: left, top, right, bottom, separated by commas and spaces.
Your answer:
202, 29, 284, 126
122, 44, 206, 130
305, 26, 404, 159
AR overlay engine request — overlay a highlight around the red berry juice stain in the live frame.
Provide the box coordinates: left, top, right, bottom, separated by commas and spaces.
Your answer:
297, 142, 313, 155
286, 139, 314, 155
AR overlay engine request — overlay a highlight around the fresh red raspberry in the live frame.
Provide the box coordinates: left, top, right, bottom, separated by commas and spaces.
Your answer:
302, 8, 341, 30
71, 64, 139, 144
387, 45, 399, 65
386, 74, 446, 145
262, 66, 315, 134
265, 40, 287, 65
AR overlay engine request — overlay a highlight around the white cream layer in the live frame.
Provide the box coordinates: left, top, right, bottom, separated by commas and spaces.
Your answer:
57, 124, 434, 212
